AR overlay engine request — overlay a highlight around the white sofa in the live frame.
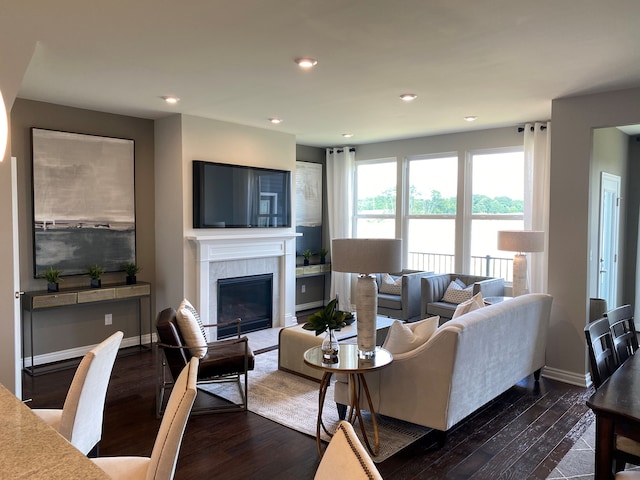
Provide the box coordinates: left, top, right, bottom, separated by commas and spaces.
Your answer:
334, 293, 552, 439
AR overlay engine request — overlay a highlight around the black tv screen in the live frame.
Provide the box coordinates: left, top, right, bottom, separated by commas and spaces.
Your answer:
193, 160, 292, 229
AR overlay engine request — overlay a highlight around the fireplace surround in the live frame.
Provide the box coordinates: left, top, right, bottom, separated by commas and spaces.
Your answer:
188, 232, 299, 339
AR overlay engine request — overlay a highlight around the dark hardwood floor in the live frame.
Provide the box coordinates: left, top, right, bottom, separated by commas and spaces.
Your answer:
22, 344, 594, 480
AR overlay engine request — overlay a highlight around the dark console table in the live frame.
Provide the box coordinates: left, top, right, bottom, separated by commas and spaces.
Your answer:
22, 281, 152, 375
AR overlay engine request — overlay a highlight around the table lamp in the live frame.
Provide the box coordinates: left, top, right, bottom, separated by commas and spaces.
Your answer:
331, 238, 402, 357
497, 230, 544, 297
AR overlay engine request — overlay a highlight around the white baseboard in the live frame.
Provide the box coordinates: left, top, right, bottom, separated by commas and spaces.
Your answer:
541, 365, 592, 388
23, 333, 156, 368
296, 301, 324, 312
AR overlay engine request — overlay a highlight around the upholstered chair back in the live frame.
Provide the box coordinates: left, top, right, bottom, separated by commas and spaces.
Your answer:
156, 308, 192, 380
59, 331, 123, 454
147, 357, 198, 480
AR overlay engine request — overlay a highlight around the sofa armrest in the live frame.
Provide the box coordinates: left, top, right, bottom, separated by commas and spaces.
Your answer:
473, 278, 505, 298
401, 271, 434, 319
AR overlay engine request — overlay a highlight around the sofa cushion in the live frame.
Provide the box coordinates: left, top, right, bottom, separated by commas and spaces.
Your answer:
451, 292, 485, 319
442, 281, 473, 304
379, 273, 402, 295
384, 316, 439, 354
176, 299, 208, 358
378, 293, 402, 310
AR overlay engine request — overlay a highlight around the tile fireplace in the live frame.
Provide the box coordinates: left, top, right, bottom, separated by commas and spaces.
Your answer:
188, 232, 299, 340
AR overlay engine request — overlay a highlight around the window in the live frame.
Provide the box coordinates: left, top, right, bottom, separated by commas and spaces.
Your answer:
406, 155, 458, 273
469, 150, 524, 281
354, 159, 396, 239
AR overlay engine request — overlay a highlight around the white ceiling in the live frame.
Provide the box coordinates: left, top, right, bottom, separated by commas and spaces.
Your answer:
8, 0, 640, 147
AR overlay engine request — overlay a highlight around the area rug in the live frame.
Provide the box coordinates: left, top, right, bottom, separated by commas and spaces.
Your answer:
244, 349, 431, 463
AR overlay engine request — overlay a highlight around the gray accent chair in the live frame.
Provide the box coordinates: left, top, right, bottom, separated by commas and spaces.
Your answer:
421, 273, 505, 322
375, 269, 434, 322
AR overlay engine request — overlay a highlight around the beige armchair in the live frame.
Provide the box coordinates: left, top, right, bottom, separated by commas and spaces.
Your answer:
376, 269, 434, 322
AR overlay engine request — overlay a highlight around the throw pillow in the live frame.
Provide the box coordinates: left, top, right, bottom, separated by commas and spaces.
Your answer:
181, 298, 208, 342
442, 281, 473, 304
176, 299, 208, 358
379, 273, 402, 295
454, 278, 467, 288
451, 292, 485, 319
384, 316, 440, 354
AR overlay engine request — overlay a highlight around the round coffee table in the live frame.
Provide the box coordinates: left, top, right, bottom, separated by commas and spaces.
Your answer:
303, 344, 393, 457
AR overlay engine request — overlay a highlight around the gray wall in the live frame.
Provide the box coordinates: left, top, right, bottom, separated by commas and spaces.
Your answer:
11, 99, 155, 356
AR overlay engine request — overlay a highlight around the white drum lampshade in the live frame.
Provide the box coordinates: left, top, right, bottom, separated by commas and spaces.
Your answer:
331, 238, 402, 357
497, 230, 544, 297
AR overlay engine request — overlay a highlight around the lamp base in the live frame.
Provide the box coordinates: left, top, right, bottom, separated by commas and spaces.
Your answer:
512, 253, 528, 297
355, 274, 377, 358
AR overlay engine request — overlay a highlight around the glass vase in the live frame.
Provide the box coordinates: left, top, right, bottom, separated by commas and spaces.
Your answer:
321, 329, 339, 364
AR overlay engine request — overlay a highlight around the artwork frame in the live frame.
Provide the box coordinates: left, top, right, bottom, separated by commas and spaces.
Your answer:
31, 128, 136, 277
295, 161, 323, 255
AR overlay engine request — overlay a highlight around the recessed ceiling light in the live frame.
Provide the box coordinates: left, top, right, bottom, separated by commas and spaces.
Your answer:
464, 116, 478, 122
269, 117, 283, 124
161, 96, 180, 104
342, 133, 353, 138
295, 57, 318, 68
400, 93, 417, 102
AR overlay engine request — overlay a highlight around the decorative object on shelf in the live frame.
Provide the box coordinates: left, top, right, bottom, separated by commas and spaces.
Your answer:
302, 249, 312, 266
319, 247, 329, 264
87, 264, 104, 288
123, 262, 141, 285
41, 266, 62, 293
331, 238, 402, 358
302, 298, 353, 364
497, 230, 544, 297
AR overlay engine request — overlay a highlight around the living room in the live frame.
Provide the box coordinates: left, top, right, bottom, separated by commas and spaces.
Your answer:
3, 2, 640, 478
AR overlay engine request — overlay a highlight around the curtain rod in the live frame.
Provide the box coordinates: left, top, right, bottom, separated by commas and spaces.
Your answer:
518, 125, 547, 133
328, 147, 356, 154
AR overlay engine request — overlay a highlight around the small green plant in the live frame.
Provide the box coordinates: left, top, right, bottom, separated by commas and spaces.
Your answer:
302, 249, 313, 260
41, 267, 62, 284
123, 262, 141, 277
318, 247, 329, 259
302, 298, 353, 336
87, 264, 104, 280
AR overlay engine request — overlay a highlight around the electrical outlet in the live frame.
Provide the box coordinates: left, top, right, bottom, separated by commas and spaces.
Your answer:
105, 313, 112, 326
301, 284, 306, 293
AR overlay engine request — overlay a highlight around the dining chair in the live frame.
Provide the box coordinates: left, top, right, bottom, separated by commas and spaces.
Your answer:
314, 420, 383, 480
585, 317, 640, 471
91, 357, 198, 480
155, 305, 255, 416
32, 330, 123, 456
585, 317, 620, 388
606, 304, 639, 365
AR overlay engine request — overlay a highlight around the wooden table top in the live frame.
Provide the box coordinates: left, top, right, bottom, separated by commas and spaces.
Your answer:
586, 354, 640, 423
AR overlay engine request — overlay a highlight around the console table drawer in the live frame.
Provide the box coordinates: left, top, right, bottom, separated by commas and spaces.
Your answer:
32, 293, 77, 309
77, 288, 115, 303
115, 284, 151, 298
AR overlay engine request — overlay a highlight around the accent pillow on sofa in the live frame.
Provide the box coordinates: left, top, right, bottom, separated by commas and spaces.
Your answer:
442, 280, 474, 304
379, 273, 402, 295
176, 298, 208, 358
451, 292, 485, 319
384, 316, 440, 354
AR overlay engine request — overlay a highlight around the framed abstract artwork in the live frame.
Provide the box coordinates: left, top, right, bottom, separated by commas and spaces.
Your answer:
31, 128, 136, 277
295, 161, 323, 256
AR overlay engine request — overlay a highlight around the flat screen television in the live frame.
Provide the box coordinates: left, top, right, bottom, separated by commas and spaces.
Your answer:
193, 160, 292, 229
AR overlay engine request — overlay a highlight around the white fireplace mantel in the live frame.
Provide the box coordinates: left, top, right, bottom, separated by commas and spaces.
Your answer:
187, 231, 301, 334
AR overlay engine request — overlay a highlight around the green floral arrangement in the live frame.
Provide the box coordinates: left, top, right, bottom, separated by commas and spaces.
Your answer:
302, 298, 354, 336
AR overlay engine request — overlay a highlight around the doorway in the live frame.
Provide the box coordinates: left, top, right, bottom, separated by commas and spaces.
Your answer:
598, 172, 621, 308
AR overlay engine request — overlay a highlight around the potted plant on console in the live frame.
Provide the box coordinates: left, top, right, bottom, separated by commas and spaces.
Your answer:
302, 298, 353, 364
87, 264, 104, 288
124, 262, 140, 285
319, 247, 329, 264
302, 249, 312, 266
41, 266, 62, 293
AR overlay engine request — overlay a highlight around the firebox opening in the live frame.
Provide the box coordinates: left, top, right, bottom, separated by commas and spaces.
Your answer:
217, 273, 273, 339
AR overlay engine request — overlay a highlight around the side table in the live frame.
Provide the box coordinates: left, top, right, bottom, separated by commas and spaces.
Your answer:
303, 344, 393, 457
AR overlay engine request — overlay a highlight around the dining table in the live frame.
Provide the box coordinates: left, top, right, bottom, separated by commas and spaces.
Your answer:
586, 352, 640, 480
0, 382, 109, 479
